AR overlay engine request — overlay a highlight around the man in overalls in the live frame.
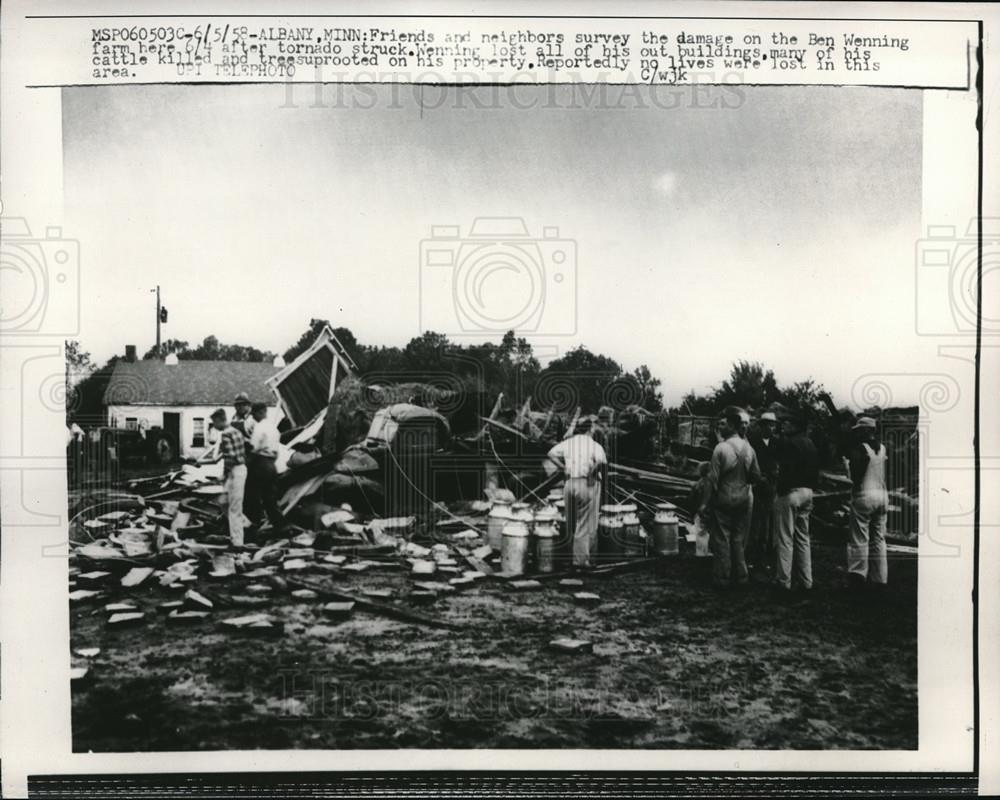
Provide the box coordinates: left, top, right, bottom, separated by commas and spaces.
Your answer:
699, 406, 762, 588
845, 416, 889, 589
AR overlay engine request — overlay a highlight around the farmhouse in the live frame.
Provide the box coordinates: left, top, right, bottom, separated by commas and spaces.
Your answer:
101, 326, 357, 459
103, 355, 283, 459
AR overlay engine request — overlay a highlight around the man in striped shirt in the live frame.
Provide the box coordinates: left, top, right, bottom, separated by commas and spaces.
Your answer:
199, 408, 247, 547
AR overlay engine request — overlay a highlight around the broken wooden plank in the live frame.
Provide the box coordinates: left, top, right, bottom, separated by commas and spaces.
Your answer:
107, 612, 146, 627
456, 546, 495, 576
184, 589, 214, 611
573, 592, 602, 606
121, 567, 154, 588
167, 610, 211, 624
322, 601, 356, 619
218, 613, 283, 636
549, 638, 593, 654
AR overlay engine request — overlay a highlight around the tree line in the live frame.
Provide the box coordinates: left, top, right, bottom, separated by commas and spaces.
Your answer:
65, 321, 834, 425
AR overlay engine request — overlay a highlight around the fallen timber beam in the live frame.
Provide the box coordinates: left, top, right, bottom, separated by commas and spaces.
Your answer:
496, 556, 661, 584
285, 576, 464, 631
322, 543, 397, 557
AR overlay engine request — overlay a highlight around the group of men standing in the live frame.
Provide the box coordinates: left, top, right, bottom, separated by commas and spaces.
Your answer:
196, 393, 284, 547
699, 405, 890, 600
547, 405, 891, 596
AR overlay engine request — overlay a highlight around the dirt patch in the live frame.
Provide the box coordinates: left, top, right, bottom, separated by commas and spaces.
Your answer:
71, 544, 917, 751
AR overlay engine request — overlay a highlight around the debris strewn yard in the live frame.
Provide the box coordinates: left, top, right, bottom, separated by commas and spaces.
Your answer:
69, 504, 916, 751
68, 327, 919, 752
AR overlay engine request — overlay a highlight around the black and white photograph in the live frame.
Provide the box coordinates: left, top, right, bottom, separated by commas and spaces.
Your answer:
1, 3, 997, 797
57, 80, 929, 753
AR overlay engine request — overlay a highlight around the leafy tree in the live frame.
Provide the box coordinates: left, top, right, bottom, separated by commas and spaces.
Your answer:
143, 339, 189, 359
631, 364, 664, 412
401, 331, 452, 371
777, 378, 828, 415
143, 335, 273, 362
714, 360, 778, 411
283, 322, 663, 424
537, 346, 623, 413
672, 363, 835, 422
65, 340, 95, 424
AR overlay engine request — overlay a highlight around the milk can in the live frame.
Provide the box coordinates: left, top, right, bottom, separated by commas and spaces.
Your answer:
598, 504, 625, 560
510, 502, 534, 529
487, 500, 512, 552
501, 519, 530, 575
533, 507, 559, 574
651, 502, 680, 556
622, 508, 645, 557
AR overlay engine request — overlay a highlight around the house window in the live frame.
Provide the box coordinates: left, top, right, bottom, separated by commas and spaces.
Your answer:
192, 417, 206, 448
125, 417, 138, 431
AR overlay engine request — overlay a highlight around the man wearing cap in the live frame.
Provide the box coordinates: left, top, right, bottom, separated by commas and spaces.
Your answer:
747, 411, 780, 575
772, 414, 820, 600
198, 409, 248, 547
246, 401, 284, 533
544, 416, 607, 570
232, 392, 255, 442
845, 416, 889, 589
699, 406, 762, 588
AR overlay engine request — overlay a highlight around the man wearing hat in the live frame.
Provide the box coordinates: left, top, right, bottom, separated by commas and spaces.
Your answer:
772, 414, 820, 600
198, 408, 248, 547
845, 416, 889, 588
699, 406, 762, 588
747, 411, 781, 575
232, 392, 255, 441
544, 416, 607, 570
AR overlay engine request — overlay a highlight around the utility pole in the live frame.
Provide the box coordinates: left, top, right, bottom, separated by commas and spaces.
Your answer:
154, 285, 161, 356
150, 285, 167, 356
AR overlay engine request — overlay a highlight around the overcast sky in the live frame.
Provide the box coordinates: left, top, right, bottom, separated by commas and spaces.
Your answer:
63, 83, 923, 407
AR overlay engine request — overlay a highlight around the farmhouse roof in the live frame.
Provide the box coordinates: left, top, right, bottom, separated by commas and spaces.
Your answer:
103, 359, 281, 406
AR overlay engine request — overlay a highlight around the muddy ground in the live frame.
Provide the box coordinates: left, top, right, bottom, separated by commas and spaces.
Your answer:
71, 540, 916, 752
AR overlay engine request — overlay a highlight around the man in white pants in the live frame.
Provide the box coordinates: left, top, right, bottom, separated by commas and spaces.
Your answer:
845, 416, 889, 590
544, 417, 607, 570
200, 408, 248, 548
772, 414, 820, 602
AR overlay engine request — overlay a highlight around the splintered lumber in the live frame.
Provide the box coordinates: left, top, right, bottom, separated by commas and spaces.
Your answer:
480, 416, 533, 442
455, 545, 494, 576
608, 462, 695, 490
517, 471, 562, 504
284, 576, 463, 631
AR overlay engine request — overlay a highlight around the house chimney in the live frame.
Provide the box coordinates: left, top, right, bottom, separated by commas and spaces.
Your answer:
125, 344, 136, 363
164, 352, 179, 366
